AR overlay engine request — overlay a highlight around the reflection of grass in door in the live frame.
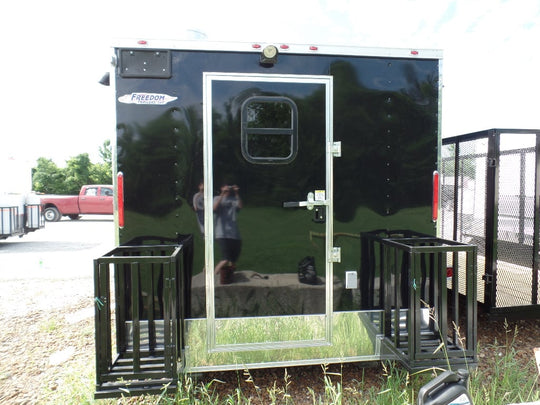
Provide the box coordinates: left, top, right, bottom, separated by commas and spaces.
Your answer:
238, 206, 325, 275
214, 315, 326, 345
184, 310, 377, 369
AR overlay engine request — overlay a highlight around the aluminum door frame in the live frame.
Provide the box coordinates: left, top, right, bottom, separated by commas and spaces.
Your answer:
203, 72, 334, 351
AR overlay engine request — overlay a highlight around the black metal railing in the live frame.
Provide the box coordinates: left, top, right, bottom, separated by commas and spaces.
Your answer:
361, 231, 477, 370
442, 128, 540, 318
94, 235, 193, 398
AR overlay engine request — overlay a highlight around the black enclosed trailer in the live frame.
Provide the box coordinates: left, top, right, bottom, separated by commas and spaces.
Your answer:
94, 40, 477, 397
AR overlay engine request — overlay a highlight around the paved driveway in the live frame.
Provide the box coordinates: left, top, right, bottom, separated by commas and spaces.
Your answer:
0, 216, 115, 317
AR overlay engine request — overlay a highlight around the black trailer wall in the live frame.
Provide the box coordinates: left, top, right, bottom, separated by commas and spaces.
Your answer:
114, 48, 440, 318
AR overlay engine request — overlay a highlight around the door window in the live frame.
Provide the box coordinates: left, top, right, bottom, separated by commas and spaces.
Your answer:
241, 96, 298, 164
100, 187, 113, 196
85, 187, 98, 196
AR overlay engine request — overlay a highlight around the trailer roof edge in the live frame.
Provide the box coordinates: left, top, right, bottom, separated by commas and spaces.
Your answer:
111, 38, 443, 59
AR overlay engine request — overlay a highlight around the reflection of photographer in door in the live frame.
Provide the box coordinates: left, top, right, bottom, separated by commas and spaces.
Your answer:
213, 183, 242, 284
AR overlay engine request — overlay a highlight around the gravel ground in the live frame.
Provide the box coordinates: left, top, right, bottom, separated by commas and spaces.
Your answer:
0, 216, 113, 404
0, 218, 539, 404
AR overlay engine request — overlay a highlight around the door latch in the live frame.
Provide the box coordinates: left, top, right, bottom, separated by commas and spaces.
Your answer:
331, 247, 341, 263
283, 191, 327, 211
331, 141, 342, 157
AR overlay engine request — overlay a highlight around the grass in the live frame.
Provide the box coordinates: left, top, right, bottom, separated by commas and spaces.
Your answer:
39, 318, 61, 333
37, 320, 538, 404
100, 350, 537, 405
468, 321, 540, 405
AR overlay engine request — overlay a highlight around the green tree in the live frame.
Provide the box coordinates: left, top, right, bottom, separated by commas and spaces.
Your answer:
99, 139, 112, 166
92, 140, 113, 185
63, 153, 92, 193
90, 162, 112, 185
32, 158, 65, 194
32, 141, 113, 194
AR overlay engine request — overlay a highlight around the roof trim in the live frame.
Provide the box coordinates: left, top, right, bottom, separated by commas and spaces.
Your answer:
112, 39, 443, 59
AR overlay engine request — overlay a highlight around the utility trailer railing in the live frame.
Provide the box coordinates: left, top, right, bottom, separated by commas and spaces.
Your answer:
0, 206, 21, 237
25, 203, 44, 231
94, 236, 193, 398
361, 231, 477, 371
0, 204, 44, 239
442, 128, 540, 318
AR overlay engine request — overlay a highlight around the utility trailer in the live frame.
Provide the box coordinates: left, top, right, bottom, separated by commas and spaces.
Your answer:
94, 40, 477, 397
441, 128, 540, 318
0, 157, 44, 240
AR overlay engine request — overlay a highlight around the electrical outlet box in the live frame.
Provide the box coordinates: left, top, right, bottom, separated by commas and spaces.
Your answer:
345, 271, 357, 289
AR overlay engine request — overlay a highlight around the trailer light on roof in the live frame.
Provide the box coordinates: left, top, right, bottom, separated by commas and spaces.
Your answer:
260, 45, 278, 66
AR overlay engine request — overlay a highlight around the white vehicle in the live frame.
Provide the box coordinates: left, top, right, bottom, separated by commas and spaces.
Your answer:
0, 156, 44, 240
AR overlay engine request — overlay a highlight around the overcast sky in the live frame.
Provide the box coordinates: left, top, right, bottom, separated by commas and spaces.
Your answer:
1, 0, 539, 166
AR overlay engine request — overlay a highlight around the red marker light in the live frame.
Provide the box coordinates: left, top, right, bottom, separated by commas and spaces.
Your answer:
137, 40, 148, 45
117, 172, 125, 229
309, 46, 318, 51
252, 44, 262, 49
432, 171, 439, 222
411, 50, 419, 55
280, 44, 289, 50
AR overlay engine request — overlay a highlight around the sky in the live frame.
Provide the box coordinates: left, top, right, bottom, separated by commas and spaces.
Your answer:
1, 0, 539, 167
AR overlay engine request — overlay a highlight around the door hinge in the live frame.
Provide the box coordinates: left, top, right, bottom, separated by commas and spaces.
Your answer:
331, 247, 341, 263
331, 141, 341, 157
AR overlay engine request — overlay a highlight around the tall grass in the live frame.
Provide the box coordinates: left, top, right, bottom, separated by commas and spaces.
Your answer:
468, 320, 540, 405
84, 345, 537, 404
150, 336, 539, 404
42, 321, 539, 404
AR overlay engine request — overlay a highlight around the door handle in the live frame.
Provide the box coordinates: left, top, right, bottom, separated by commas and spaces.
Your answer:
283, 192, 327, 211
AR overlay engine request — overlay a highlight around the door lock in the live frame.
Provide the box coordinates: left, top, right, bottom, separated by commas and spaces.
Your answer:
313, 206, 326, 223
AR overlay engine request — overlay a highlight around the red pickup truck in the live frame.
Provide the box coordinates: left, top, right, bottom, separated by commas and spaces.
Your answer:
40, 185, 113, 221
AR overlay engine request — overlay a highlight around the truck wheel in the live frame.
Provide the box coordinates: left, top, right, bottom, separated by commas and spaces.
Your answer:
68, 215, 81, 220
44, 207, 61, 222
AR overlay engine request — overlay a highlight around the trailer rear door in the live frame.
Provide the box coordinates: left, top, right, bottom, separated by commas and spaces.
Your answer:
203, 73, 336, 350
